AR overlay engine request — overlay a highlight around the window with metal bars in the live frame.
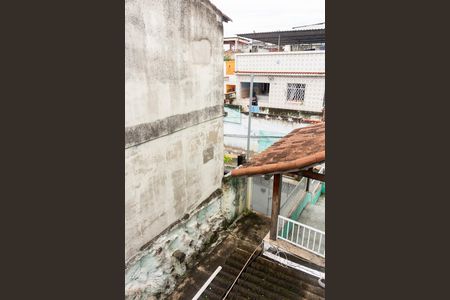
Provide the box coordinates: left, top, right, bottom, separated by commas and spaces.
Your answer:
286, 83, 306, 103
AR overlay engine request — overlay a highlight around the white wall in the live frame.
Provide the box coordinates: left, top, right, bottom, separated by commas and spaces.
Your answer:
234, 51, 325, 113
125, 0, 226, 262
235, 74, 325, 113
235, 51, 325, 74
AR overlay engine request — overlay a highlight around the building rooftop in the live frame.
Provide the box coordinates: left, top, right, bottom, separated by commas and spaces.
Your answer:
236, 29, 325, 46
168, 213, 325, 300
203, 0, 231, 22
292, 22, 325, 31
231, 123, 325, 177
224, 36, 251, 44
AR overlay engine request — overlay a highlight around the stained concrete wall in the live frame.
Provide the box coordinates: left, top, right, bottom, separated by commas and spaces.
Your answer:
125, 0, 224, 128
125, 0, 226, 262
125, 177, 247, 299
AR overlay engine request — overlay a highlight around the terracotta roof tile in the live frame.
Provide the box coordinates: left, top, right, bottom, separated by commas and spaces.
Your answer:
231, 123, 325, 176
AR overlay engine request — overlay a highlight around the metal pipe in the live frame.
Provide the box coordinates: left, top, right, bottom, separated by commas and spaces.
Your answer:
246, 74, 254, 160
245, 74, 254, 211
244, 37, 255, 212
192, 266, 222, 300
278, 34, 281, 51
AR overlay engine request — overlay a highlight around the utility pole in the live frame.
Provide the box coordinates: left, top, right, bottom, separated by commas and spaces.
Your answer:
246, 39, 254, 211
246, 74, 254, 160
277, 34, 281, 52
246, 37, 255, 161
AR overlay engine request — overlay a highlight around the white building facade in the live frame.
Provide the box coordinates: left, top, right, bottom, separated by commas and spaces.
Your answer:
234, 51, 325, 115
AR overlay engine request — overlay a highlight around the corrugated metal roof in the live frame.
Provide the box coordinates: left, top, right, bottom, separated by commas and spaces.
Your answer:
168, 213, 325, 300
292, 23, 325, 31
236, 29, 325, 46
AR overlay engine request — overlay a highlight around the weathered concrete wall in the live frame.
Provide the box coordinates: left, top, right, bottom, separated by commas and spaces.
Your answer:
125, 0, 226, 262
125, 177, 247, 300
125, 0, 224, 128
125, 118, 224, 260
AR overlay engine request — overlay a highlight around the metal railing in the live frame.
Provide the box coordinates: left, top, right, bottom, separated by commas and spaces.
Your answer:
277, 215, 325, 257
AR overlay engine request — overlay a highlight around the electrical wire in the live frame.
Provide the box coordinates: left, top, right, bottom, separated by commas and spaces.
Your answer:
222, 242, 263, 300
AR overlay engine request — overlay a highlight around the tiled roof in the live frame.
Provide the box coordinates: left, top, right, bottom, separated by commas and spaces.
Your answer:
168, 213, 325, 300
231, 123, 325, 177
203, 246, 325, 300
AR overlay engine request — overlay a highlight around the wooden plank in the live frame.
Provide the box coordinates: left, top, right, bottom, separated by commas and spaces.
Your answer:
300, 169, 325, 182
270, 174, 282, 240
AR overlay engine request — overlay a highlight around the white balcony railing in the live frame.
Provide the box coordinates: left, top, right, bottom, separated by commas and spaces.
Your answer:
277, 215, 325, 257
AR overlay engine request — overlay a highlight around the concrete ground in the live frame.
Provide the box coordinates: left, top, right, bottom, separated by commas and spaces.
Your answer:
297, 194, 325, 232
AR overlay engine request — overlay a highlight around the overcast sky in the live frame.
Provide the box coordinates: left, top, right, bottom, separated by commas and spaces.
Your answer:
210, 0, 325, 37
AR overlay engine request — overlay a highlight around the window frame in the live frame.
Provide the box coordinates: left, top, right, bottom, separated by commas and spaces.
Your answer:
286, 83, 306, 103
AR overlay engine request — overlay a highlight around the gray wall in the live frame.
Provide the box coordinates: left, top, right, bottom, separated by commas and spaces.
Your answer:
125, 0, 225, 262
125, 177, 247, 299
